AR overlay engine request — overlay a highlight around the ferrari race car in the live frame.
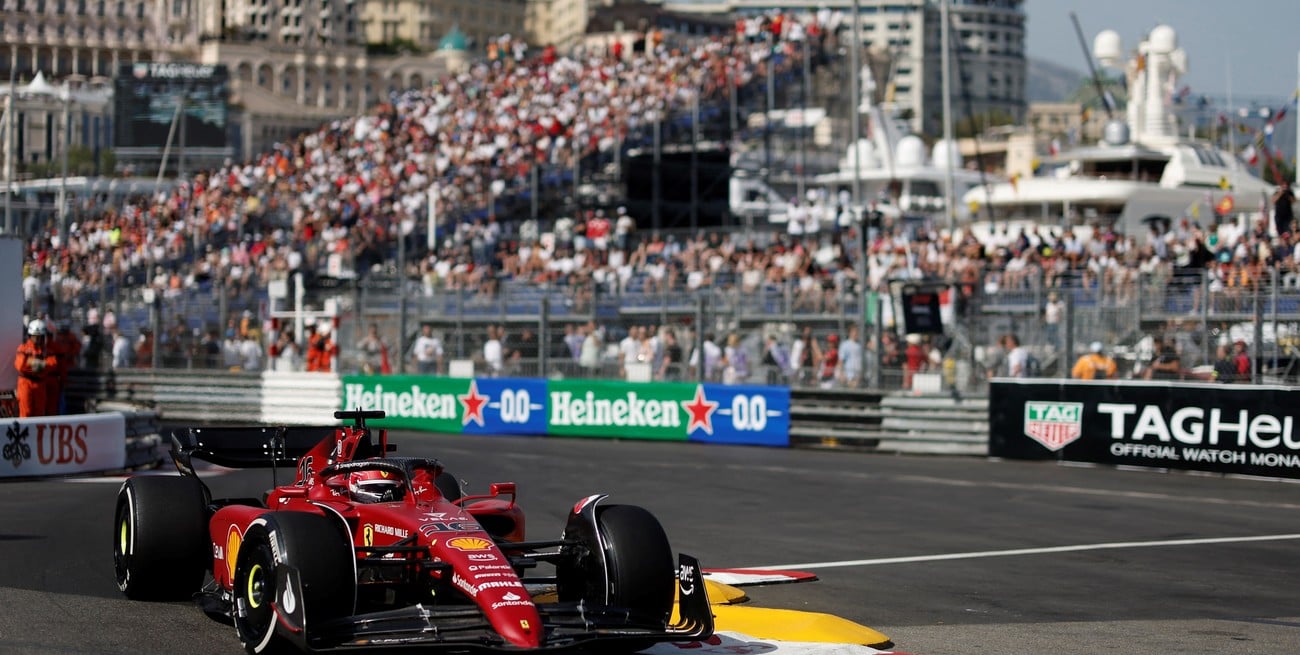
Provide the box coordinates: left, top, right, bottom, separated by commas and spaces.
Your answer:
112, 410, 713, 653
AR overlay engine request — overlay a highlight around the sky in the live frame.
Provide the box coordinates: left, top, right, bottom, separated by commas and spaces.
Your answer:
1025, 0, 1300, 103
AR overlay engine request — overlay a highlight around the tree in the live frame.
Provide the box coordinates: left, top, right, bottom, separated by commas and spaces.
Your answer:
953, 109, 1018, 138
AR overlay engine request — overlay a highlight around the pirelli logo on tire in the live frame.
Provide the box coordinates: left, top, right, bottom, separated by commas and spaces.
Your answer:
1024, 401, 1083, 451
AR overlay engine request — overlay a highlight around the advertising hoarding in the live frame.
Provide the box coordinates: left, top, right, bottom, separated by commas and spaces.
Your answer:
991, 380, 1300, 479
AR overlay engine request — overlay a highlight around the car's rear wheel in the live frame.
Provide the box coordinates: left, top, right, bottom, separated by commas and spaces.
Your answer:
233, 512, 355, 654
113, 475, 209, 600
559, 504, 675, 624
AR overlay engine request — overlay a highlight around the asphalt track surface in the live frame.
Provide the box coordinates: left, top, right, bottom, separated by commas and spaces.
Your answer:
3, 429, 1300, 654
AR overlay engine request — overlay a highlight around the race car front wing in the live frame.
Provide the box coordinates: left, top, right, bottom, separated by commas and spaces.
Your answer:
275, 554, 714, 653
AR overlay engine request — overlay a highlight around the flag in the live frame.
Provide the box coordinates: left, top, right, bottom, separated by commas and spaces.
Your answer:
1218, 176, 1231, 190
1242, 144, 1258, 166
1216, 195, 1235, 216
380, 343, 392, 375
1049, 139, 1061, 156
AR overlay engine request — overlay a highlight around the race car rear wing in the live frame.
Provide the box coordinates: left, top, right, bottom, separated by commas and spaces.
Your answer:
170, 425, 340, 471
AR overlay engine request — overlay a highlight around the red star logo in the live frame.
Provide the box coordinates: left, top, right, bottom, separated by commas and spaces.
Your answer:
681, 385, 719, 435
459, 380, 488, 427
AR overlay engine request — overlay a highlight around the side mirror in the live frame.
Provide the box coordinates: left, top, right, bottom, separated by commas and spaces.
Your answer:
489, 482, 517, 506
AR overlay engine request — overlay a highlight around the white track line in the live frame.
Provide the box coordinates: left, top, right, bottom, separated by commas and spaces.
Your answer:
756, 533, 1300, 571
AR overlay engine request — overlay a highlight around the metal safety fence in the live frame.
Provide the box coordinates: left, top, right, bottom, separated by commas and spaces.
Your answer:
31, 264, 1300, 395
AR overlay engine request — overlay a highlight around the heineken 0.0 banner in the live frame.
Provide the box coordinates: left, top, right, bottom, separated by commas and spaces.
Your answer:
340, 376, 547, 435
341, 376, 789, 446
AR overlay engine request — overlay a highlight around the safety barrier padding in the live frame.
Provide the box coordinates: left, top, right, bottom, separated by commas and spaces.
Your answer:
260, 372, 344, 426
97, 401, 166, 469
70, 369, 264, 423
874, 394, 989, 455
789, 389, 988, 455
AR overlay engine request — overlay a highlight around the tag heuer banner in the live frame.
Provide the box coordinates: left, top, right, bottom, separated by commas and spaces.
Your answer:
990, 380, 1300, 479
341, 376, 790, 447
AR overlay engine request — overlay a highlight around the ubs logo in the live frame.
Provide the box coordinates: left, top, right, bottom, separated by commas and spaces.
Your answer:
4, 422, 31, 468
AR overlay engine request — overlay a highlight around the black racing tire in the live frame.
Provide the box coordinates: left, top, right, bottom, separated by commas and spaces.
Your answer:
434, 471, 463, 502
233, 512, 356, 654
560, 504, 675, 623
599, 505, 675, 623
113, 475, 209, 601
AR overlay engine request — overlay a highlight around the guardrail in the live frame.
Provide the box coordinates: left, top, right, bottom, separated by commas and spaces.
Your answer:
68, 369, 264, 423
68, 370, 989, 455
789, 388, 988, 454
101, 401, 165, 469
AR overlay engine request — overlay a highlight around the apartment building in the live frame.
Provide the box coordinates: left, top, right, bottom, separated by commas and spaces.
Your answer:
665, 0, 1028, 137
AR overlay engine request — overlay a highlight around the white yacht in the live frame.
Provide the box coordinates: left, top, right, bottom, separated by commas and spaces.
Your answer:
962, 24, 1276, 239
813, 66, 995, 226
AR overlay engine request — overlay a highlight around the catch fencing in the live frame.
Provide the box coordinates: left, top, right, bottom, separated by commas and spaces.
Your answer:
35, 265, 1300, 395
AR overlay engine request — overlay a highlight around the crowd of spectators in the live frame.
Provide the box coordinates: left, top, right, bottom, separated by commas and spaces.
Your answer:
15, 13, 1300, 391
22, 12, 831, 316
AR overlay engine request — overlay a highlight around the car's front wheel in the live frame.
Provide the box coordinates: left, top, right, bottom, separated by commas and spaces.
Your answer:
558, 504, 675, 624
113, 475, 209, 600
232, 512, 355, 654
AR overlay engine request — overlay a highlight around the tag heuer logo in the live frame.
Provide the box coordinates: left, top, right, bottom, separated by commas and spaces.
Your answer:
1024, 402, 1083, 451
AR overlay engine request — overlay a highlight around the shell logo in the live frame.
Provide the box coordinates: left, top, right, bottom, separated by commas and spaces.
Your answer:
225, 526, 243, 581
447, 537, 493, 551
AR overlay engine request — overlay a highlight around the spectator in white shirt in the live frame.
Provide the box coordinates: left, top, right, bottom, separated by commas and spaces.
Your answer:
483, 325, 504, 376
412, 324, 444, 375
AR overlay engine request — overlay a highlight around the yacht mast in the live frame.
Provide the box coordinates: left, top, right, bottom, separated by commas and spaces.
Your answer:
940, 0, 955, 231
850, 0, 862, 211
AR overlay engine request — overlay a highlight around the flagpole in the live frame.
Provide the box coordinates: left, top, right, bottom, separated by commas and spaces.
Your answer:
1226, 55, 1236, 229
1294, 50, 1298, 187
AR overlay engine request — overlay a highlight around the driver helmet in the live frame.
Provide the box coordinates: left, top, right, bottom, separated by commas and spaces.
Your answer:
27, 319, 48, 337
347, 470, 404, 503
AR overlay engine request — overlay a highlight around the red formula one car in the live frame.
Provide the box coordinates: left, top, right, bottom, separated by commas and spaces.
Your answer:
112, 410, 712, 653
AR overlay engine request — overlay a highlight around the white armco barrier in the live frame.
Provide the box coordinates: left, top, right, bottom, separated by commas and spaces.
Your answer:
0, 412, 126, 478
260, 371, 344, 425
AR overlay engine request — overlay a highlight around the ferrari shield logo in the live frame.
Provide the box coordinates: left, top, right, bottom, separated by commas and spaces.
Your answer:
1024, 401, 1083, 451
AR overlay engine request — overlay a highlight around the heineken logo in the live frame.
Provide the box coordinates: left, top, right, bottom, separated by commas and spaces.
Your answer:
343, 383, 459, 420
1024, 401, 1083, 451
550, 390, 683, 429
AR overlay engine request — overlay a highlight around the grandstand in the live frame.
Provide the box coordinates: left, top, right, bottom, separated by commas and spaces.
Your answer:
16, 15, 1300, 391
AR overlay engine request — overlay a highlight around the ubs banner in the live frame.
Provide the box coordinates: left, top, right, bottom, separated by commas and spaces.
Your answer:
990, 380, 1300, 479
1, 413, 126, 478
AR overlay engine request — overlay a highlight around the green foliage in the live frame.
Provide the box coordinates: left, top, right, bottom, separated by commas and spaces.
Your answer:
953, 109, 1018, 138
1263, 160, 1295, 186
1067, 73, 1128, 110
18, 147, 115, 177
366, 39, 423, 56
